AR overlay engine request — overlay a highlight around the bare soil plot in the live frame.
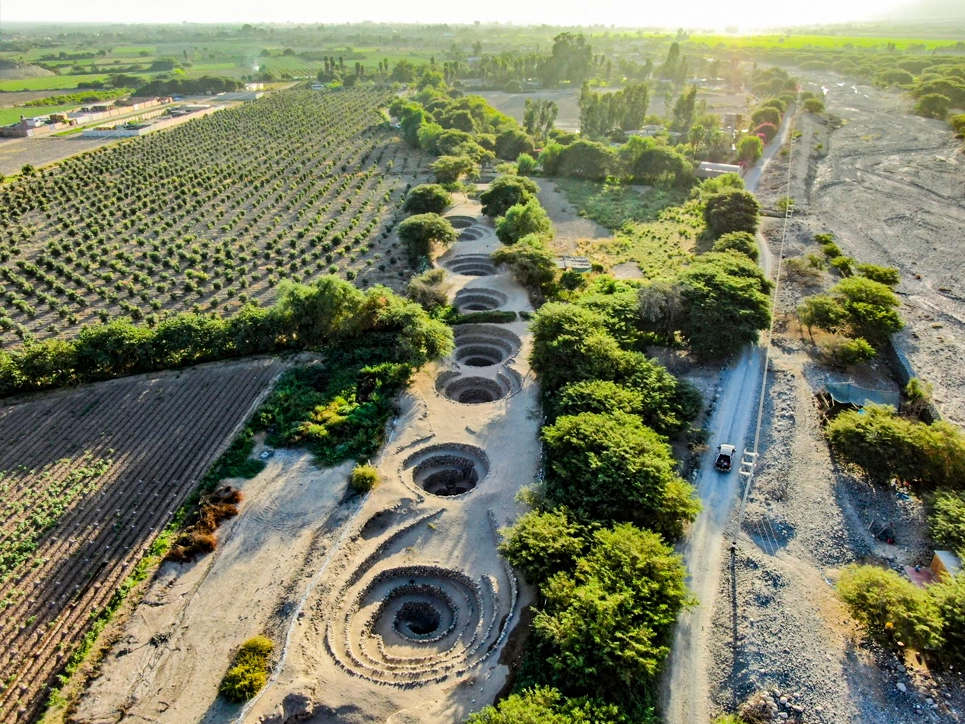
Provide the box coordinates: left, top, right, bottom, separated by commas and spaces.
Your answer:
0, 137, 119, 177
533, 178, 612, 256
0, 357, 285, 722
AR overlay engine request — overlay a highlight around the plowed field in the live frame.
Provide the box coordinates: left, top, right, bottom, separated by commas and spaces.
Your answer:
0, 356, 284, 721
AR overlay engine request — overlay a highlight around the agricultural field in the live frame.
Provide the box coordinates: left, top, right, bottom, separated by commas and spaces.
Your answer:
685, 33, 960, 51
0, 87, 429, 347
0, 356, 286, 722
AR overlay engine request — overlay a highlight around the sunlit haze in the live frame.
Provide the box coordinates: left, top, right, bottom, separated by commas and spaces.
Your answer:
2, 0, 915, 29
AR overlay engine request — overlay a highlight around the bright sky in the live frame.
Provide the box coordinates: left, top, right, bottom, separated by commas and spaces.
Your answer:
2, 0, 913, 29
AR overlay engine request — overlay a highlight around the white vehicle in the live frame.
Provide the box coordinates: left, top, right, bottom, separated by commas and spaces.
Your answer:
714, 444, 736, 472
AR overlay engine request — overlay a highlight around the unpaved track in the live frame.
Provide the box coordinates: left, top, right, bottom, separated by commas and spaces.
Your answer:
661, 111, 792, 724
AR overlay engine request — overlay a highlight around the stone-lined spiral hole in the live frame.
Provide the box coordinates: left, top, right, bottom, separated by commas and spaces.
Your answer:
443, 255, 497, 277
458, 227, 486, 241
446, 215, 476, 229
452, 325, 521, 368
405, 445, 490, 497
454, 288, 506, 312
395, 602, 442, 638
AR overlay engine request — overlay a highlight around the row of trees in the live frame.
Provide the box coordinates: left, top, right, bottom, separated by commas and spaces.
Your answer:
0, 277, 452, 398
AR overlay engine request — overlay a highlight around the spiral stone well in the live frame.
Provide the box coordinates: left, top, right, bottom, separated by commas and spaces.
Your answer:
443, 254, 498, 277
453, 287, 507, 312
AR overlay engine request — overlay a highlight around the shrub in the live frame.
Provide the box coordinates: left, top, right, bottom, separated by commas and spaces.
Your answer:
219, 636, 274, 703
495, 128, 536, 161
350, 463, 380, 493
556, 379, 646, 418
951, 114, 965, 137
753, 122, 778, 143
803, 98, 825, 113
837, 565, 944, 650
825, 336, 876, 367
826, 404, 965, 489
737, 135, 763, 164
498, 509, 584, 585
929, 489, 965, 556
491, 234, 557, 301
517, 153, 537, 175
481, 175, 539, 218
712, 231, 759, 262
829, 255, 854, 275
397, 213, 457, 261
820, 241, 842, 258
798, 277, 902, 345
496, 197, 553, 244
403, 184, 452, 214
431, 155, 478, 183
542, 411, 700, 537
932, 573, 965, 665
857, 263, 900, 287
406, 268, 449, 311
534, 524, 691, 697
703, 189, 761, 238
915, 94, 951, 120
750, 106, 781, 127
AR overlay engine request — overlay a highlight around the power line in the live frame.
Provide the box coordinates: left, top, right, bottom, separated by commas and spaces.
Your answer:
732, 94, 799, 549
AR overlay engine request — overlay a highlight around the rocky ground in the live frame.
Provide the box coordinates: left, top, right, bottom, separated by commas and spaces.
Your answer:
707, 76, 965, 724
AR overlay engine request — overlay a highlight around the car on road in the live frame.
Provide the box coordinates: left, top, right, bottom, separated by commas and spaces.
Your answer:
714, 444, 736, 471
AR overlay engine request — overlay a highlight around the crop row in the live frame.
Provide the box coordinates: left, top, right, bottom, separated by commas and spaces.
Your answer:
0, 88, 429, 346
0, 358, 284, 721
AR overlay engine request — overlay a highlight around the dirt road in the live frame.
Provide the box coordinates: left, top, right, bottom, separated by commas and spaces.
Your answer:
661, 110, 793, 724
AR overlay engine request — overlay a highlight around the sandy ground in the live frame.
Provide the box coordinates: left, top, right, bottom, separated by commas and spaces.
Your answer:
0, 135, 120, 175
75, 193, 543, 724
74, 451, 359, 724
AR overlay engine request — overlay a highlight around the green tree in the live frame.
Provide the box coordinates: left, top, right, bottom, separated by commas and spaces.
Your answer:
524, 98, 559, 142
397, 213, 457, 261
932, 573, 965, 665
803, 97, 825, 113
929, 489, 965, 556
703, 189, 761, 238
495, 128, 536, 161
750, 106, 781, 127
671, 85, 698, 132
517, 153, 538, 175
481, 175, 539, 218
711, 231, 759, 262
542, 411, 699, 536
499, 510, 585, 585
799, 277, 903, 345
837, 564, 944, 650
491, 234, 558, 300
496, 197, 553, 243
465, 687, 631, 724
556, 379, 647, 419
403, 184, 452, 214
534, 524, 691, 697
737, 135, 763, 164
275, 276, 365, 347
553, 140, 616, 181
431, 155, 478, 184
620, 136, 690, 186
676, 252, 773, 359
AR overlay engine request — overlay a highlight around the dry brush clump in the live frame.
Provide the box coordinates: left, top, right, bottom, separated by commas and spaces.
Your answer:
165, 486, 243, 563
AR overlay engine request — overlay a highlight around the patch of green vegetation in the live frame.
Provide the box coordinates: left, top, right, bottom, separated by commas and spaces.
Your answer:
254, 347, 413, 466
0, 105, 81, 126
556, 178, 688, 230
195, 427, 265, 499
586, 201, 703, 279
219, 636, 273, 703
448, 310, 518, 325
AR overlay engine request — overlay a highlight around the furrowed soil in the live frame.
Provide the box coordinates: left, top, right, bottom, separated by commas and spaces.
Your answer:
707, 76, 965, 723
0, 357, 285, 723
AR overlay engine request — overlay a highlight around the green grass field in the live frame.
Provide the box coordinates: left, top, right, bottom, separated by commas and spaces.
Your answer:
0, 74, 114, 92
0, 105, 80, 126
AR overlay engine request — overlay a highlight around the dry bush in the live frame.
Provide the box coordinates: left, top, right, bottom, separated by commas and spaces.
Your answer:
165, 486, 242, 562
739, 693, 773, 724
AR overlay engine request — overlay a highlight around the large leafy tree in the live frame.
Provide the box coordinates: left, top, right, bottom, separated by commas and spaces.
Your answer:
403, 184, 452, 215
534, 524, 691, 698
541, 411, 699, 536
496, 197, 553, 243
481, 175, 539, 218
491, 234, 557, 301
431, 155, 478, 184
397, 213, 457, 261
676, 252, 773, 359
703, 189, 761, 238
465, 687, 630, 724
499, 510, 585, 585
524, 98, 559, 142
